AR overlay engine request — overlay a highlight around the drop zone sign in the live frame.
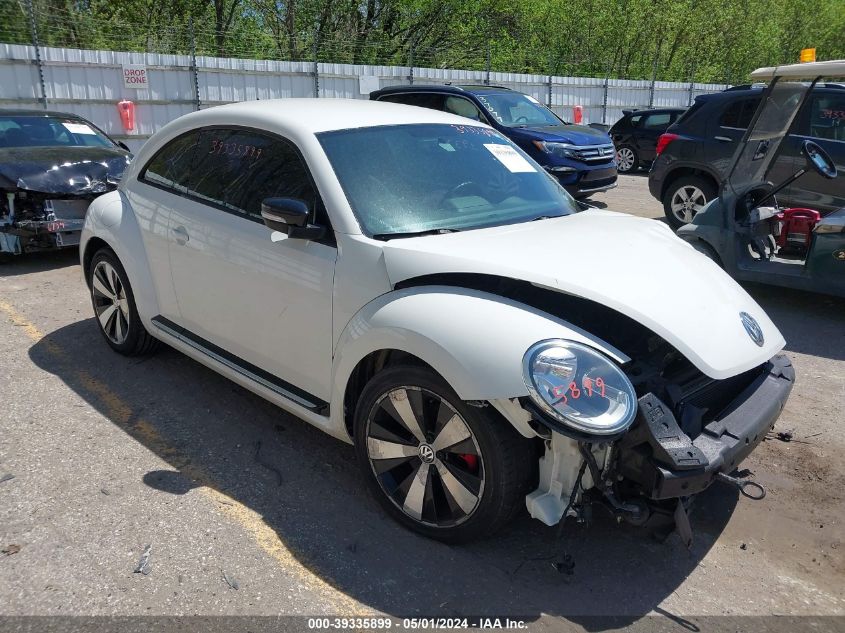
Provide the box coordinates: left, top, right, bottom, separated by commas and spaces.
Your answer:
122, 65, 149, 89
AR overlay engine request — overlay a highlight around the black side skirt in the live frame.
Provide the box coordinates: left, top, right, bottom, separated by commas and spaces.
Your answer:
150, 315, 329, 414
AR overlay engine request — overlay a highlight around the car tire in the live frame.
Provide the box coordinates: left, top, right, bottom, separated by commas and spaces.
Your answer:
663, 175, 716, 229
615, 145, 638, 173
353, 365, 534, 543
88, 248, 160, 356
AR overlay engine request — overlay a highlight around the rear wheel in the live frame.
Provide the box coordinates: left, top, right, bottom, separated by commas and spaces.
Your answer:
615, 145, 638, 173
89, 248, 159, 356
663, 175, 716, 229
354, 365, 533, 543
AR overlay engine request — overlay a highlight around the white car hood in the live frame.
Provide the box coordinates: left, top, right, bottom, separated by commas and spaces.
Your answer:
382, 210, 785, 379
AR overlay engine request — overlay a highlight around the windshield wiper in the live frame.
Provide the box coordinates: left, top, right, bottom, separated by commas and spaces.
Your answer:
372, 228, 461, 241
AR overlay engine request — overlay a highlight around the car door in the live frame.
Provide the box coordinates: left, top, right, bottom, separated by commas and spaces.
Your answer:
637, 112, 673, 162
131, 130, 203, 322
167, 127, 337, 405
786, 90, 845, 214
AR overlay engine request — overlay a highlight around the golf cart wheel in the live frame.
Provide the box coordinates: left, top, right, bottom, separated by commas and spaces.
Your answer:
615, 145, 638, 173
354, 365, 533, 543
89, 248, 159, 356
663, 176, 716, 229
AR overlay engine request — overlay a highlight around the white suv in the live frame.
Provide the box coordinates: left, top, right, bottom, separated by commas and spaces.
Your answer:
81, 99, 794, 542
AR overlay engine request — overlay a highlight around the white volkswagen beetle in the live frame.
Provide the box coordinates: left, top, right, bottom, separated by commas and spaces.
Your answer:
80, 99, 794, 542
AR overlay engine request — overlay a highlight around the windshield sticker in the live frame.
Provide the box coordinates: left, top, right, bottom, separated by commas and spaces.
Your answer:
62, 122, 96, 135
438, 142, 456, 152
821, 109, 845, 120
483, 143, 536, 173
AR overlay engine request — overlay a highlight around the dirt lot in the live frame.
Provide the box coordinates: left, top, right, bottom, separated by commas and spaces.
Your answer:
0, 174, 843, 628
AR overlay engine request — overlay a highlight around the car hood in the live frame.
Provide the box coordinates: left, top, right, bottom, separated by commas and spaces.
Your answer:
381, 210, 785, 379
510, 124, 611, 146
0, 146, 130, 195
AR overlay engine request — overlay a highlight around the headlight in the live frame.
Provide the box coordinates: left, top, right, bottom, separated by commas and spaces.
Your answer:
533, 141, 579, 159
522, 340, 637, 436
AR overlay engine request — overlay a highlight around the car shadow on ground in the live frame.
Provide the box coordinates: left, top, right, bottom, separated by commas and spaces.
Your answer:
28, 318, 739, 627
0, 249, 79, 277
745, 283, 845, 362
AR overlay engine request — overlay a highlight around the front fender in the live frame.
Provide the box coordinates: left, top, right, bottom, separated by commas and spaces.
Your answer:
330, 286, 628, 434
81, 190, 160, 324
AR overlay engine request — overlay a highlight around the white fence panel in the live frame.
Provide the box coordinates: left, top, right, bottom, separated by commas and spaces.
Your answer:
0, 43, 730, 153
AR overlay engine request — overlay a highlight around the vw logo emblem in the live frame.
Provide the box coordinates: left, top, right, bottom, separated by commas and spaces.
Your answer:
740, 312, 765, 347
418, 444, 435, 463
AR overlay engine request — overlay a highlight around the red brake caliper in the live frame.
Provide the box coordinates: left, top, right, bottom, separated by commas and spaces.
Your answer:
460, 454, 479, 472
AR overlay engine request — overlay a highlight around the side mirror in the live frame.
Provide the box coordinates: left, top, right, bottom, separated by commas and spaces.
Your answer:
261, 198, 326, 240
802, 140, 837, 180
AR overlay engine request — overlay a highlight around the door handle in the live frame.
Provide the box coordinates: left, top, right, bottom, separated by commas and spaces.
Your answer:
714, 136, 733, 143
172, 225, 189, 245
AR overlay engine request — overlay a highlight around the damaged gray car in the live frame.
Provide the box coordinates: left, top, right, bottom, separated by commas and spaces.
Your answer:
0, 110, 131, 259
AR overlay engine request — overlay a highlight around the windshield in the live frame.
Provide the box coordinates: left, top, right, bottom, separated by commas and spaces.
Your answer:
0, 115, 117, 149
473, 93, 562, 127
319, 124, 579, 237
727, 80, 813, 189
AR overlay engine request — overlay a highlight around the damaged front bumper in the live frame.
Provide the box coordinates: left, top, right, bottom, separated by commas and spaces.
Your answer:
616, 353, 794, 500
525, 354, 795, 526
1, 195, 91, 255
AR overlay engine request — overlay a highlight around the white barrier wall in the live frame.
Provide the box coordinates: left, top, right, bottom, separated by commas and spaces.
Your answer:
0, 43, 729, 152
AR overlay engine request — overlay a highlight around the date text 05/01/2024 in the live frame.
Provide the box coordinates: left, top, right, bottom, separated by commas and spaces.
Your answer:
307, 618, 529, 630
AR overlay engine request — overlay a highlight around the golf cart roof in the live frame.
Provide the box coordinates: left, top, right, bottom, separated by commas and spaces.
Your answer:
750, 59, 845, 81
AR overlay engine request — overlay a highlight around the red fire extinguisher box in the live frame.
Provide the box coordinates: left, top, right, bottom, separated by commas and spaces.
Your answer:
117, 100, 135, 131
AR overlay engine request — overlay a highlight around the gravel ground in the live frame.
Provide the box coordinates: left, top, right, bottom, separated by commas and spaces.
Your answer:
0, 175, 843, 628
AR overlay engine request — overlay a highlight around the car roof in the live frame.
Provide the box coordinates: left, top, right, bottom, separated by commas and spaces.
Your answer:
371, 84, 514, 98
0, 108, 88, 119
171, 98, 479, 135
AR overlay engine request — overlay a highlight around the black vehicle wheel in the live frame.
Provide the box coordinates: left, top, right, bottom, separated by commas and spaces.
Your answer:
663, 176, 716, 229
615, 145, 638, 173
354, 365, 534, 543
89, 248, 160, 356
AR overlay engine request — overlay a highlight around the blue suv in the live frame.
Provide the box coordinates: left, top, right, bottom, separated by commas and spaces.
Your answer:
370, 85, 617, 198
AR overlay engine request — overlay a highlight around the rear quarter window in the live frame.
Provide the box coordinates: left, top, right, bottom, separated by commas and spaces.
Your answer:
673, 100, 706, 127
141, 131, 201, 192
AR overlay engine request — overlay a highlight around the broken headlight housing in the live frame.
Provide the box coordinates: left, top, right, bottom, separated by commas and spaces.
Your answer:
523, 340, 637, 436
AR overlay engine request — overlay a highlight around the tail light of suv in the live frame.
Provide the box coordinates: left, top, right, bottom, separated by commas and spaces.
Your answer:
656, 133, 679, 156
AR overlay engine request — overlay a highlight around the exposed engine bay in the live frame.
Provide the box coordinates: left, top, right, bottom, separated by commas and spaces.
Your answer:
0, 189, 102, 255
397, 273, 795, 542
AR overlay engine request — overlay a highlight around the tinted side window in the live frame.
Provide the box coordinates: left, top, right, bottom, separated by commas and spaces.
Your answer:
141, 131, 201, 192
629, 114, 643, 127
188, 129, 317, 220
642, 113, 672, 129
808, 93, 845, 141
720, 98, 760, 129
378, 93, 445, 110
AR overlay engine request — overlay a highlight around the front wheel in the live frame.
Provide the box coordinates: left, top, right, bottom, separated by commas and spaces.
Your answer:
663, 176, 716, 229
615, 145, 638, 173
354, 365, 534, 543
